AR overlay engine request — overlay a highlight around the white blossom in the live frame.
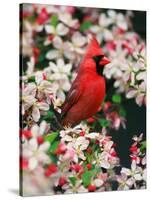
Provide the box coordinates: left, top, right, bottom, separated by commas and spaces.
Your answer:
23, 138, 51, 170
45, 23, 69, 36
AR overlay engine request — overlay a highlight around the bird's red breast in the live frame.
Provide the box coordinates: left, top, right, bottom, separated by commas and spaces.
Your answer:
61, 36, 110, 127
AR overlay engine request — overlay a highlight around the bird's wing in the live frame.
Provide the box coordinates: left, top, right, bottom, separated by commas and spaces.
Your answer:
61, 81, 83, 118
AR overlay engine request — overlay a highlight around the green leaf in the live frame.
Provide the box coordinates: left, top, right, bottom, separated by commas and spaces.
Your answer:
27, 15, 36, 23
80, 20, 92, 32
49, 154, 57, 164
44, 132, 59, 143
50, 15, 58, 27
140, 141, 146, 152
86, 153, 92, 163
112, 94, 122, 103
99, 118, 110, 128
38, 53, 45, 62
48, 141, 60, 153
41, 111, 54, 121
69, 177, 77, 186
28, 76, 35, 82
93, 143, 101, 153
81, 169, 98, 187
119, 107, 126, 117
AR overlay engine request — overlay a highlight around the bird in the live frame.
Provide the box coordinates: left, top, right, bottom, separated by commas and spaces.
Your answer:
61, 36, 110, 127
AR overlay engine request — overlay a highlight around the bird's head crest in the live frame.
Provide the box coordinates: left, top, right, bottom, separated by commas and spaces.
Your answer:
86, 36, 105, 57
85, 36, 110, 72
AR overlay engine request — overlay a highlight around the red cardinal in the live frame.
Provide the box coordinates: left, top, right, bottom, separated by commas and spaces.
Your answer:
61, 36, 110, 127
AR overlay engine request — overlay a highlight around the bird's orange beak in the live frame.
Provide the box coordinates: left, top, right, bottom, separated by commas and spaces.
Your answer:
99, 56, 110, 66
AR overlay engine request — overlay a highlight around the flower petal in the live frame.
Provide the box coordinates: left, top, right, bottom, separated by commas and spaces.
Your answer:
45, 25, 55, 34
38, 152, 51, 164
31, 124, 39, 137
36, 102, 49, 111
46, 50, 60, 60
57, 89, 66, 102
56, 23, 69, 36
32, 106, 40, 122
23, 83, 36, 96
28, 157, 38, 170
126, 89, 137, 98
72, 32, 86, 47
39, 121, 47, 135
29, 138, 38, 151
39, 141, 50, 152
35, 72, 43, 85
94, 179, 103, 187
53, 36, 63, 49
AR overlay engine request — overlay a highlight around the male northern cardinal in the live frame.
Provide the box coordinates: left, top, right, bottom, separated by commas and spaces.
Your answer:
61, 36, 110, 127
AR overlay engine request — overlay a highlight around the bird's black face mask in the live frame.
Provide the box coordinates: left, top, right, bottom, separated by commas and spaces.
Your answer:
93, 55, 104, 75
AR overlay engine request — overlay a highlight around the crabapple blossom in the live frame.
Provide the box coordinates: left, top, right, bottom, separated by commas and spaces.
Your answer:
90, 13, 113, 42
45, 36, 75, 60
46, 58, 72, 101
63, 32, 87, 61
31, 101, 49, 122
22, 83, 36, 115
126, 81, 146, 106
60, 130, 89, 161
62, 179, 88, 193
121, 161, 143, 187
59, 13, 79, 28
22, 166, 54, 196
45, 23, 69, 37
30, 120, 50, 138
23, 138, 51, 170
107, 10, 128, 30
116, 173, 134, 190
